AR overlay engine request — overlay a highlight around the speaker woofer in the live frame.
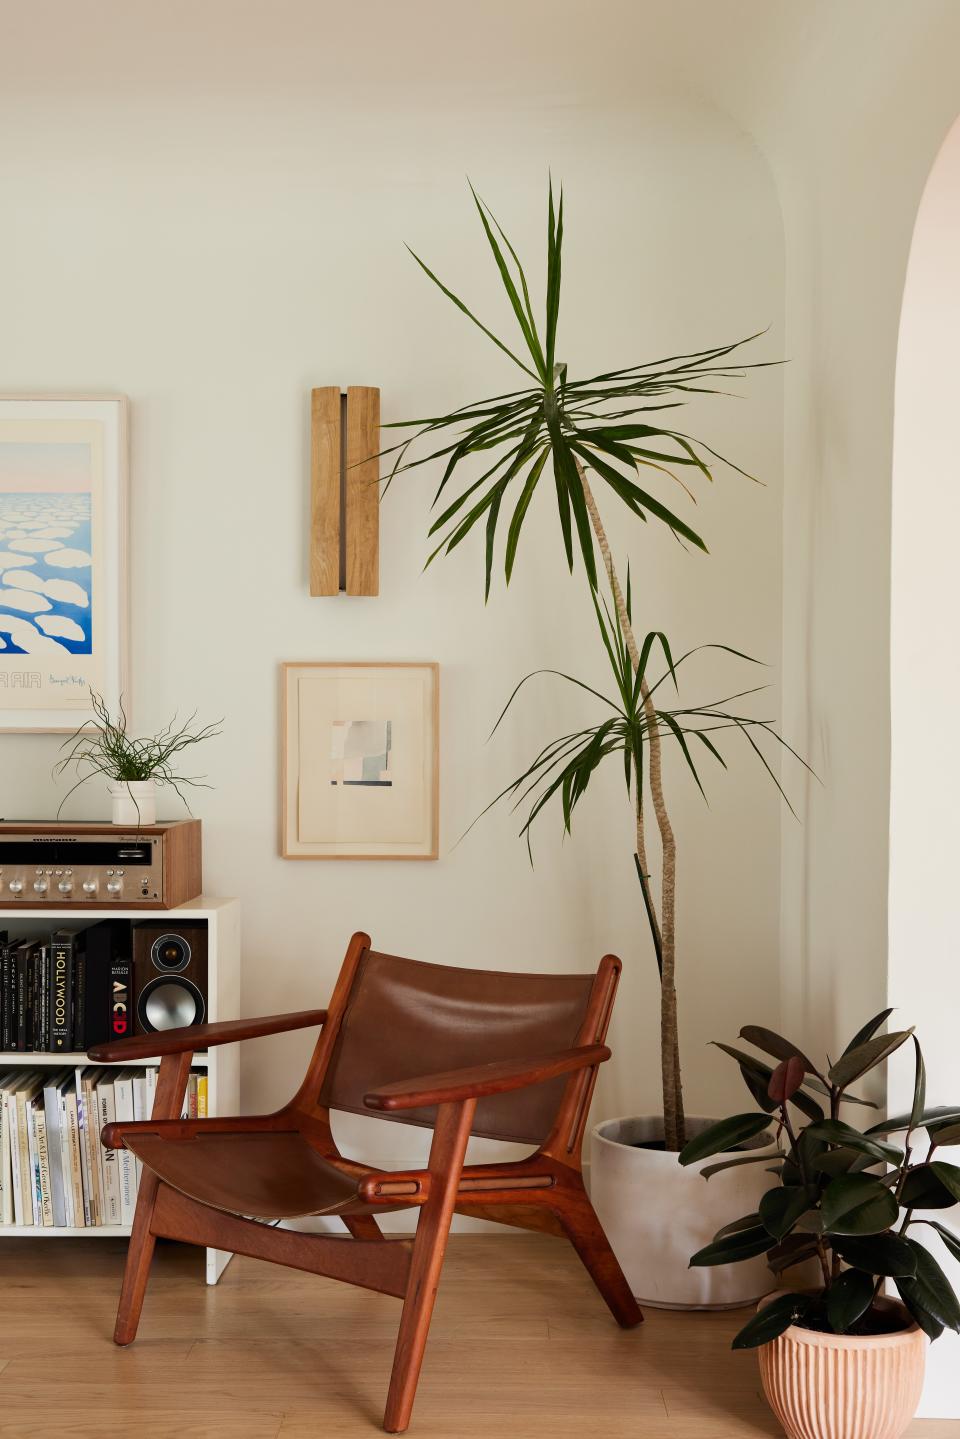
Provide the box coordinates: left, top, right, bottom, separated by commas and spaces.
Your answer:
137, 975, 206, 1033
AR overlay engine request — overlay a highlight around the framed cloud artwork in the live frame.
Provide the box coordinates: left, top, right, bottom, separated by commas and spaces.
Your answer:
281, 662, 439, 859
0, 396, 127, 732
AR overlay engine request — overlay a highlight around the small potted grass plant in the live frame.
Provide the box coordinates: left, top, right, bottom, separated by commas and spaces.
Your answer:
680, 1013, 960, 1439
54, 690, 222, 825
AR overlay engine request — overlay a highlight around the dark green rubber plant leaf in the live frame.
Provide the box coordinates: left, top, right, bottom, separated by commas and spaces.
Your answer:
803, 1119, 903, 1167
731, 1293, 812, 1350
759, 1186, 810, 1240
690, 1226, 775, 1268
826, 1269, 876, 1333
832, 1233, 917, 1277
828, 1030, 914, 1090
897, 1239, 960, 1331
900, 1165, 960, 1210
821, 1174, 898, 1236
678, 1113, 773, 1167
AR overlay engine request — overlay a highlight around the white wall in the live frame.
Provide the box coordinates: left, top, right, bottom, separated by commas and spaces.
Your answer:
889, 115, 960, 1418
0, 3, 785, 1170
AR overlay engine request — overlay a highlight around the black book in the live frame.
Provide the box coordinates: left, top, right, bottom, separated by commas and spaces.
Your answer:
80, 920, 133, 1049
0, 932, 10, 1051
49, 930, 77, 1053
15, 940, 35, 1052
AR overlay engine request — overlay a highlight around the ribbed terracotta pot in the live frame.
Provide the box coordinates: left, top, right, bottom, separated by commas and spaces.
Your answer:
756, 1293, 926, 1439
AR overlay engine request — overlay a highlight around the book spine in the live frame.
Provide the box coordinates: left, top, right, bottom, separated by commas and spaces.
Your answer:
58, 1093, 73, 1228
1, 945, 11, 1051
197, 1074, 208, 1118
15, 1088, 33, 1222
110, 958, 134, 1044
8, 1091, 23, 1224
65, 1087, 84, 1228
0, 1089, 8, 1224
74, 1068, 92, 1227
81, 1074, 102, 1225
34, 1102, 53, 1227
74, 951, 86, 1052
97, 1083, 120, 1225
113, 1077, 136, 1225
43, 1083, 67, 1227
50, 934, 73, 1053
26, 1102, 40, 1224
15, 952, 28, 1052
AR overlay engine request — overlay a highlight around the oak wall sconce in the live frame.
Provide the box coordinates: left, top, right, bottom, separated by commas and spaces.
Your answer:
310, 385, 380, 596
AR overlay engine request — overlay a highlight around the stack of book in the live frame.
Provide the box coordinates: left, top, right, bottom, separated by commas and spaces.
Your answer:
0, 921, 134, 1053
0, 1066, 207, 1228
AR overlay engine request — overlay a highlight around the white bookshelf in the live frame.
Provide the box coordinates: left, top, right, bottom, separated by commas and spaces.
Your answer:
0, 896, 240, 1284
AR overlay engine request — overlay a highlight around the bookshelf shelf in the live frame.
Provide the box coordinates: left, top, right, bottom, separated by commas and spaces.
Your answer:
0, 896, 240, 1285
0, 1051, 210, 1067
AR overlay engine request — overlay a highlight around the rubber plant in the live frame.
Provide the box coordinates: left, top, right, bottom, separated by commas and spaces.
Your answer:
679, 1014, 960, 1345
382, 182, 781, 1150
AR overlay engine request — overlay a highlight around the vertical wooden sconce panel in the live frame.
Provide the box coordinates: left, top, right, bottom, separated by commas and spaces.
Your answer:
310, 385, 380, 597
345, 386, 380, 596
310, 387, 342, 597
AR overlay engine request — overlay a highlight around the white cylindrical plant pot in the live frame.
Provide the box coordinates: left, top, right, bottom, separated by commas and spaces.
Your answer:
590, 1115, 781, 1310
109, 779, 157, 826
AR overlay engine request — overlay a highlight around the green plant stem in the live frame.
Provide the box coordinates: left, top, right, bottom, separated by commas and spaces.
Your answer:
573, 452, 683, 1150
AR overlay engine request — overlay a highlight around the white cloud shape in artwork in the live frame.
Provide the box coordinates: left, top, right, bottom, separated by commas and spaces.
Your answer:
35, 614, 85, 642
3, 570, 89, 607
0, 614, 64, 652
0, 587, 53, 614
0, 552, 37, 570
9, 537, 63, 554
45, 548, 92, 569
33, 526, 76, 539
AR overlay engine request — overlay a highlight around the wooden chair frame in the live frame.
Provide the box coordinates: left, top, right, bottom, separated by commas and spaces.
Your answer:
91, 932, 642, 1432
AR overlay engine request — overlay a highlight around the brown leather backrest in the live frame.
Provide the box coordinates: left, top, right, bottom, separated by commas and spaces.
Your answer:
319, 949, 597, 1144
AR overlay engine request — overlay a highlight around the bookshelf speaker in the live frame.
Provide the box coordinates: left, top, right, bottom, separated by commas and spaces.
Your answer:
133, 923, 208, 1035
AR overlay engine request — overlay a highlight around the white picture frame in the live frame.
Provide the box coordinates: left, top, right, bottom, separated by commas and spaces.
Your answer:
0, 396, 128, 732
281, 662, 439, 860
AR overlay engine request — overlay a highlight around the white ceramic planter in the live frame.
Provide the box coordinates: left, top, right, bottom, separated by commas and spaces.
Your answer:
590, 1114, 781, 1310
109, 779, 157, 826
757, 1293, 925, 1439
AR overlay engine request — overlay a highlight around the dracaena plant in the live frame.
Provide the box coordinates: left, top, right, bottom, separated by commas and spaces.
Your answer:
471, 582, 807, 1087
383, 180, 776, 1150
679, 1013, 960, 1349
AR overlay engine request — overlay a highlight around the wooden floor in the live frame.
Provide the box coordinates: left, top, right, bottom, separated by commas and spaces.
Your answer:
1, 1233, 958, 1438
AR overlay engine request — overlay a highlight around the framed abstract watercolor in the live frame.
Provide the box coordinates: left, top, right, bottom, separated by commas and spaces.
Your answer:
0, 396, 128, 732
281, 662, 439, 859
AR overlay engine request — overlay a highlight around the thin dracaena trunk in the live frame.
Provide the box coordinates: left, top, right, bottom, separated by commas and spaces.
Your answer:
574, 455, 685, 1151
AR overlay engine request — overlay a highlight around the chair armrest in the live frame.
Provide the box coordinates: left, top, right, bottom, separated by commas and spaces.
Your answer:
87, 1009, 328, 1063
363, 1043, 610, 1112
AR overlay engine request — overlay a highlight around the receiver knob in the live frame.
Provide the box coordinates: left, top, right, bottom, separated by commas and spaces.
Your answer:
8, 879, 23, 894
106, 879, 123, 895
58, 879, 74, 894
33, 878, 49, 894
82, 880, 98, 895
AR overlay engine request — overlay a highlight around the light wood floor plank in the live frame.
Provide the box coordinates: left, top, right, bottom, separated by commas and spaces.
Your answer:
0, 1234, 956, 1437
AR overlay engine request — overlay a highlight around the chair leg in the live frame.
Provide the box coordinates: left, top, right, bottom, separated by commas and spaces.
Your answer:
555, 1185, 643, 1328
382, 1100, 475, 1435
113, 1052, 191, 1346
114, 1170, 161, 1345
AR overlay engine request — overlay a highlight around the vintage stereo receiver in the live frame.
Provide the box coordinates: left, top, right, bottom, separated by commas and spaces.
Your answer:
0, 819, 201, 909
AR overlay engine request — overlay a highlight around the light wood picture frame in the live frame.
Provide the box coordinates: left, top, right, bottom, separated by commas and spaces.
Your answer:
0, 395, 128, 732
281, 662, 439, 860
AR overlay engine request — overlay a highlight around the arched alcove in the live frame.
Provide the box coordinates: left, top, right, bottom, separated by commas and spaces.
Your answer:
889, 111, 960, 1418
